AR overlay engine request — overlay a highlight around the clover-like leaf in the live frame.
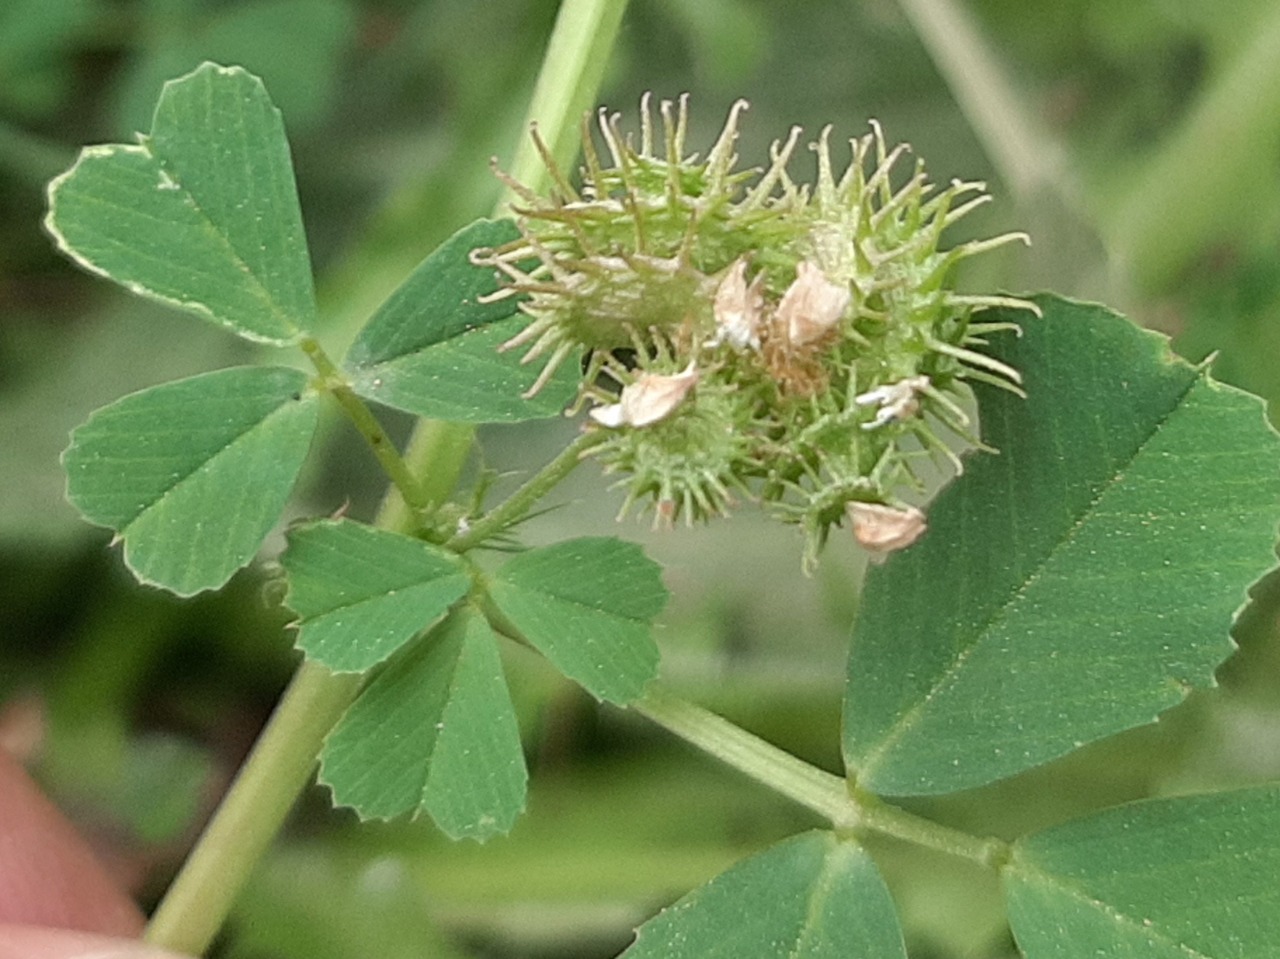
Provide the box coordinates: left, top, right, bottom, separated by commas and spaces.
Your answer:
321, 608, 527, 840
282, 518, 472, 673
620, 831, 907, 959
1004, 784, 1280, 957
63, 365, 318, 595
487, 537, 665, 704
344, 218, 577, 422
46, 62, 315, 344
843, 295, 1280, 795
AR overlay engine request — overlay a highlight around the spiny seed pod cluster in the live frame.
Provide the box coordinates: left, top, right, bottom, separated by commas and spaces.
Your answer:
473, 95, 1036, 569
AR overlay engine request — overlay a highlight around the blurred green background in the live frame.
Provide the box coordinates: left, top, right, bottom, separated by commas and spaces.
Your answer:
3, 1, 1280, 956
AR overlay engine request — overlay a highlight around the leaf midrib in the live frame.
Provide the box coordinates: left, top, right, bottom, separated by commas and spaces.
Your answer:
855, 366, 1205, 783
119, 390, 308, 535
1010, 859, 1216, 959
50, 134, 307, 340
495, 577, 659, 626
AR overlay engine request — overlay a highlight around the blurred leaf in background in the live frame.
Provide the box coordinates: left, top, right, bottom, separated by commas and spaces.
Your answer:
3, 1, 1280, 957
0, 0, 100, 121
108, 0, 357, 139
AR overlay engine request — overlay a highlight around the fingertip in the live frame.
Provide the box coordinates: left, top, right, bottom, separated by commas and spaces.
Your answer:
0, 752, 145, 936
0, 924, 191, 959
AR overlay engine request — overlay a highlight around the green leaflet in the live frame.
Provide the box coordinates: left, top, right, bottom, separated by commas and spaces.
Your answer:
1004, 784, 1280, 957
320, 608, 527, 840
282, 519, 472, 673
843, 294, 1280, 795
620, 831, 906, 959
46, 62, 315, 344
344, 218, 577, 422
487, 537, 665, 704
63, 365, 317, 596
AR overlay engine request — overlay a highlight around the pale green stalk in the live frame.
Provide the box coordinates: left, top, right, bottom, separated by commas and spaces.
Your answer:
1105, 4, 1280, 290
851, 787, 1008, 867
144, 663, 362, 953
633, 687, 857, 829
634, 686, 1008, 867
503, 0, 628, 201
892, 0, 1066, 202
300, 336, 435, 518
445, 430, 607, 552
377, 419, 478, 533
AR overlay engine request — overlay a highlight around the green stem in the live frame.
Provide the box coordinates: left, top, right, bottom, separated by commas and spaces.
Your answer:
446, 429, 607, 552
143, 3, 629, 953
633, 687, 1008, 868
632, 687, 857, 829
144, 661, 362, 955
300, 336, 434, 520
412, 0, 629, 523
893, 0, 1068, 203
384, 0, 628, 531
375, 419, 478, 533
851, 786, 1009, 868
503, 0, 629, 202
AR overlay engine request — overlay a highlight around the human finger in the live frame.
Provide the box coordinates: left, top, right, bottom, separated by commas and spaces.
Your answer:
0, 924, 189, 959
0, 750, 144, 936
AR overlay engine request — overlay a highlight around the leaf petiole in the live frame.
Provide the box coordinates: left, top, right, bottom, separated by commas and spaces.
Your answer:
632, 687, 858, 829
299, 335, 437, 522
633, 686, 1008, 867
446, 428, 608, 551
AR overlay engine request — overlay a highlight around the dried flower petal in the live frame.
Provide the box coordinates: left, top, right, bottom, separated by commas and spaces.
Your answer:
776, 261, 851, 347
849, 502, 927, 554
711, 258, 764, 350
589, 364, 700, 429
855, 375, 931, 429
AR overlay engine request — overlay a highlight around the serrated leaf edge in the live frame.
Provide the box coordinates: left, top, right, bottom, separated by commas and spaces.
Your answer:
421, 615, 527, 840
1006, 858, 1215, 959
318, 610, 524, 830
852, 305, 1280, 786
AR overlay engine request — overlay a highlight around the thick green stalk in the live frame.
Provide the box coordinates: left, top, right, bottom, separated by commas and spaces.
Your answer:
144, 662, 362, 954
399, 0, 631, 533
143, 1, 629, 953
376, 419, 478, 534
502, 0, 628, 202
